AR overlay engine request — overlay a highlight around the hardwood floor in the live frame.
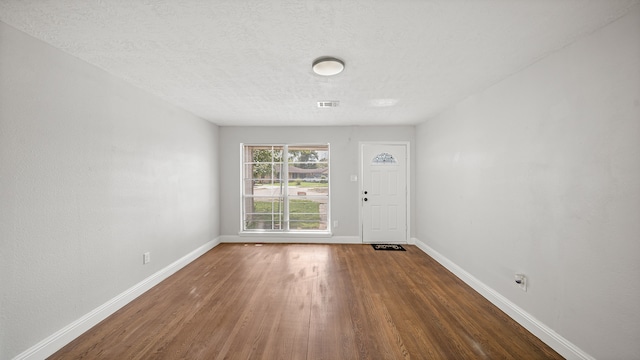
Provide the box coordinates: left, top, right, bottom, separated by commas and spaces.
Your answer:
49, 244, 563, 359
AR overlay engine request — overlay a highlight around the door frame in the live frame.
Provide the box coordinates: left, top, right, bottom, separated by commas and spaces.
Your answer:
359, 141, 411, 244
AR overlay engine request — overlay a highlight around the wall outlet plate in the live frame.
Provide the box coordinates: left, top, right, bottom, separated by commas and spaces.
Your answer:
515, 274, 527, 292
143, 252, 150, 264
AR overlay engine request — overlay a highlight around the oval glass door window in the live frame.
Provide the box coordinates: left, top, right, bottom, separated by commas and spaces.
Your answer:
371, 152, 397, 165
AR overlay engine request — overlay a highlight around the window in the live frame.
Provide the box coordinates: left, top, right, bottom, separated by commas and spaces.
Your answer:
372, 152, 397, 165
242, 144, 329, 232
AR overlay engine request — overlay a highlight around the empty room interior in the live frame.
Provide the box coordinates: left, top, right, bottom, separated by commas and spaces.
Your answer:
1, 1, 639, 359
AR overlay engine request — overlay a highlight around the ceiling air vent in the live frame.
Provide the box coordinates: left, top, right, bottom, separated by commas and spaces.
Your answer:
317, 100, 339, 108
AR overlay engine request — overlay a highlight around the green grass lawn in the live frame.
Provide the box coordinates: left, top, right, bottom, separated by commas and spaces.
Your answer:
247, 199, 322, 230
288, 181, 328, 188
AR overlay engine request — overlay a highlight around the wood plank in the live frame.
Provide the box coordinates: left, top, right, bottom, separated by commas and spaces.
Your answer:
49, 244, 563, 359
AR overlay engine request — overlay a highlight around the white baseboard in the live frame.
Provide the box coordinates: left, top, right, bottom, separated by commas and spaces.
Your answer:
221, 235, 361, 244
14, 237, 221, 360
413, 238, 594, 360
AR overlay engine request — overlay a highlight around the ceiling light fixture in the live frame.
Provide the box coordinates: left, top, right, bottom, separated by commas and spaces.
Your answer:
312, 57, 345, 76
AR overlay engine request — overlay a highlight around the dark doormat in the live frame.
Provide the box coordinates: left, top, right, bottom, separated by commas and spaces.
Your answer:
371, 244, 406, 251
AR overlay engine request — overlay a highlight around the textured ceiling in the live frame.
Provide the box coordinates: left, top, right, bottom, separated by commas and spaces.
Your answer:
1, 0, 638, 126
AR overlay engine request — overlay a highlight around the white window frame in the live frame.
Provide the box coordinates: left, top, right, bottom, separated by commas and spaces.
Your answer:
239, 143, 331, 236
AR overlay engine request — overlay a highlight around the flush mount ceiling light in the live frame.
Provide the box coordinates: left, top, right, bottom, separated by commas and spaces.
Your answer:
312, 57, 345, 76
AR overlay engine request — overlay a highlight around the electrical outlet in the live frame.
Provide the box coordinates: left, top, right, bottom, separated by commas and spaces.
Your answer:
515, 274, 527, 292
143, 252, 150, 264
333, 220, 339, 228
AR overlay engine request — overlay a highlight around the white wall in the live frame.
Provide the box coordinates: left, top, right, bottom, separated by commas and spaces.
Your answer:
219, 126, 415, 239
0, 22, 220, 359
415, 6, 640, 359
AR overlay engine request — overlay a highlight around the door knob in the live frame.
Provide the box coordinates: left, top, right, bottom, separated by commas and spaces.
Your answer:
364, 198, 368, 201
364, 191, 368, 194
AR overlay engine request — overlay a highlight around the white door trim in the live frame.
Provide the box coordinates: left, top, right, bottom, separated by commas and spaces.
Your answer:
359, 141, 410, 244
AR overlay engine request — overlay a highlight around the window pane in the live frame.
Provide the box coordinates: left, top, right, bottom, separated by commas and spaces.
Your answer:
244, 180, 284, 197
288, 147, 328, 165
250, 146, 283, 163
371, 152, 397, 165
244, 198, 283, 230
245, 163, 282, 182
288, 163, 327, 183
288, 199, 327, 230
288, 145, 328, 189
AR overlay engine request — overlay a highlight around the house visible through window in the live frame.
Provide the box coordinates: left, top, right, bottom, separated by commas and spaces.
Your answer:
242, 144, 329, 232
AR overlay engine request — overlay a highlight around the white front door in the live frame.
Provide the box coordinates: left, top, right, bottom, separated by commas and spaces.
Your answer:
360, 143, 408, 243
